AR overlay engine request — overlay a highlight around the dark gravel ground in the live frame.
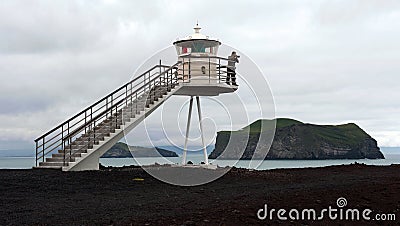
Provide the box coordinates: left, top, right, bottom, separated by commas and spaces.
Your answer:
0, 164, 399, 225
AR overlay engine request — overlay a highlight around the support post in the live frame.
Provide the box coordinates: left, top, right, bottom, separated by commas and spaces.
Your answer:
182, 96, 194, 165
35, 141, 38, 167
159, 59, 162, 76
196, 96, 209, 165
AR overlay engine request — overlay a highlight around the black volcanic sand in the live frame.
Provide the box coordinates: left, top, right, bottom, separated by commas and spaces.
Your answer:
0, 164, 399, 225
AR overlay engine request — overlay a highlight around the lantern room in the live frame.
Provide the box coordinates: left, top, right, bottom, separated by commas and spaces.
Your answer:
173, 24, 221, 56
172, 24, 238, 96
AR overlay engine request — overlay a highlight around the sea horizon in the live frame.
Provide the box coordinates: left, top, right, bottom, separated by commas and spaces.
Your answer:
1, 147, 399, 170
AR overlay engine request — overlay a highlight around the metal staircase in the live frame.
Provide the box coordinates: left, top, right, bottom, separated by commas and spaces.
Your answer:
34, 54, 235, 171
34, 61, 182, 171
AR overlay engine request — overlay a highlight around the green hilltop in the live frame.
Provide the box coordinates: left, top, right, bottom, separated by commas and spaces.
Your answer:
243, 118, 304, 132
225, 118, 370, 147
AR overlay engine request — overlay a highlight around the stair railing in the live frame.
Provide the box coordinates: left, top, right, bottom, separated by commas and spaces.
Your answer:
34, 61, 181, 167
61, 63, 180, 165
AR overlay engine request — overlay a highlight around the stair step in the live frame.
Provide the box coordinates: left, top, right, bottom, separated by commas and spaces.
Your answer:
96, 124, 122, 130
76, 135, 106, 140
121, 109, 140, 114
46, 157, 76, 162
91, 125, 116, 131
61, 147, 91, 152
53, 153, 83, 158
113, 114, 135, 120
62, 147, 91, 153
35, 165, 62, 169
39, 162, 68, 167
80, 132, 110, 137
102, 118, 125, 124
72, 137, 106, 145
64, 141, 98, 147
87, 130, 115, 136
58, 148, 88, 154
127, 102, 146, 107
128, 100, 147, 105
79, 133, 108, 140
63, 143, 92, 149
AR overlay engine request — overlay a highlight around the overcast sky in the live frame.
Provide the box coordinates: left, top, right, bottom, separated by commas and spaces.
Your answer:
0, 0, 399, 155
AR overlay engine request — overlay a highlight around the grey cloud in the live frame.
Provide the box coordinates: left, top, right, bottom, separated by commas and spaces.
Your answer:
0, 96, 54, 114
0, 0, 399, 152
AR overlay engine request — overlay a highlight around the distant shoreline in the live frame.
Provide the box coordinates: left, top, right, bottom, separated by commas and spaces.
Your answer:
0, 146, 398, 158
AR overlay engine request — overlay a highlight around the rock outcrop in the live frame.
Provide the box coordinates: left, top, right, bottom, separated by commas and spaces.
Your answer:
101, 142, 179, 158
209, 118, 384, 160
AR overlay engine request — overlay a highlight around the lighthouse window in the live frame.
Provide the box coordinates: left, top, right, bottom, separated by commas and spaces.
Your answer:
175, 40, 219, 55
193, 42, 206, 53
178, 47, 191, 54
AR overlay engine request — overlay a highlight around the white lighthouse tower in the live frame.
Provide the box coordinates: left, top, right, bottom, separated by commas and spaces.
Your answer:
172, 24, 238, 165
34, 23, 239, 172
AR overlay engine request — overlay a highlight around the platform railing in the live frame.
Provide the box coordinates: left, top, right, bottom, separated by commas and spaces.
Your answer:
34, 61, 181, 167
178, 55, 234, 84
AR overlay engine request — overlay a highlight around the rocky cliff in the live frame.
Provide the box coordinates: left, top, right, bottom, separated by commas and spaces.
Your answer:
209, 118, 384, 160
101, 142, 179, 158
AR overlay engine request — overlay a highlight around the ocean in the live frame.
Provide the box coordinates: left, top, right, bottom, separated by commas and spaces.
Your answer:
1, 151, 399, 170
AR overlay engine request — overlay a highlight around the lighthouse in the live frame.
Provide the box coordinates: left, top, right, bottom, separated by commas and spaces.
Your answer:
34, 23, 238, 171
172, 24, 238, 166
173, 23, 238, 96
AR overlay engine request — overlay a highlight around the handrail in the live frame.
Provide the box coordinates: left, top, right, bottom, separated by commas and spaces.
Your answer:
179, 55, 229, 61
62, 65, 180, 163
34, 60, 182, 166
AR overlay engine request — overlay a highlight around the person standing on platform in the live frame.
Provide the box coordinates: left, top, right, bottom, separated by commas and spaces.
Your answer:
227, 51, 240, 86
